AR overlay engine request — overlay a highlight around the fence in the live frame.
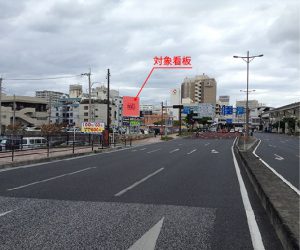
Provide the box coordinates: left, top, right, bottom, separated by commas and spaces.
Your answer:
0, 132, 155, 164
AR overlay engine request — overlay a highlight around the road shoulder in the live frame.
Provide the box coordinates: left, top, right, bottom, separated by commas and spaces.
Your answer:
235, 137, 299, 250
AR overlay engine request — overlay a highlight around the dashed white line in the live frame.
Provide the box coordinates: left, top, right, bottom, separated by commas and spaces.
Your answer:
147, 149, 161, 154
140, 148, 147, 151
232, 138, 265, 250
204, 143, 210, 146
7, 167, 96, 191
0, 210, 14, 217
169, 149, 179, 153
115, 168, 164, 197
187, 149, 197, 155
253, 140, 300, 196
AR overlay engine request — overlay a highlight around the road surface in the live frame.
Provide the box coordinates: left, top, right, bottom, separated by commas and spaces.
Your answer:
0, 136, 283, 249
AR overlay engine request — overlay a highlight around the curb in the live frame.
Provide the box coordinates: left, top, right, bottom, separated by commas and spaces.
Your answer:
0, 146, 123, 170
234, 139, 299, 250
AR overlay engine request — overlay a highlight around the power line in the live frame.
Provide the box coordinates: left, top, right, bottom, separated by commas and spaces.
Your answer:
4, 74, 81, 81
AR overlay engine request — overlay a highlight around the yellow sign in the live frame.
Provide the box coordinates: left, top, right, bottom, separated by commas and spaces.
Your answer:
81, 122, 105, 133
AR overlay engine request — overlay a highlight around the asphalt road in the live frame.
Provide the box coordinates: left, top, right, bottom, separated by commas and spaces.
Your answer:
0, 136, 283, 249
253, 132, 300, 190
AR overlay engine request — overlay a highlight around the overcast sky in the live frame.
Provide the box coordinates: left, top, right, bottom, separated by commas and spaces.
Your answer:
0, 0, 299, 107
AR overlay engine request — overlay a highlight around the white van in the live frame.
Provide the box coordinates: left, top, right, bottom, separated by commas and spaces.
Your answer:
21, 137, 47, 149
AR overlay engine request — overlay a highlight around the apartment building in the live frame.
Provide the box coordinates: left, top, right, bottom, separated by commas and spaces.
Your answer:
181, 74, 217, 104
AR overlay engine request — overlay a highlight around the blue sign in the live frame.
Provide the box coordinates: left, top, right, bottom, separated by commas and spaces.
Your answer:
182, 106, 190, 114
226, 119, 233, 124
236, 106, 244, 115
222, 105, 233, 115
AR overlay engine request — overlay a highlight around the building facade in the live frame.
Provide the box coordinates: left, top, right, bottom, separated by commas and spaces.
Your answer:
181, 74, 217, 104
35, 90, 66, 105
0, 95, 48, 132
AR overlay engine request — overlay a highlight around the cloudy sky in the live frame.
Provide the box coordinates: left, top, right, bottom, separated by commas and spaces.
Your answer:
0, 0, 299, 107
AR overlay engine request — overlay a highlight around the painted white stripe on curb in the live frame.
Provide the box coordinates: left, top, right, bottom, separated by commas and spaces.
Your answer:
7, 167, 96, 191
232, 138, 265, 250
253, 140, 300, 196
115, 168, 164, 197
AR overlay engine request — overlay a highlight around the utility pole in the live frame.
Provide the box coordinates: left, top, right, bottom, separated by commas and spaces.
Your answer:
107, 69, 110, 145
0, 77, 2, 135
233, 51, 263, 139
81, 70, 92, 122
48, 94, 52, 125
161, 102, 163, 139
13, 94, 16, 128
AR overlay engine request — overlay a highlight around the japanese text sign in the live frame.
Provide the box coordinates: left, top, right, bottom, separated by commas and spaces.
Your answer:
153, 56, 192, 66
81, 122, 105, 134
123, 96, 140, 117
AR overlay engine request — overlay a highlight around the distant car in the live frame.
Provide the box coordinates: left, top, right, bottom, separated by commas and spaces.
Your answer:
229, 129, 235, 133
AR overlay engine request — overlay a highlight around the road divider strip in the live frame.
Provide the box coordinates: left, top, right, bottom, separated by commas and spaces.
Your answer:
7, 167, 96, 191
253, 140, 300, 196
232, 137, 265, 250
115, 168, 164, 197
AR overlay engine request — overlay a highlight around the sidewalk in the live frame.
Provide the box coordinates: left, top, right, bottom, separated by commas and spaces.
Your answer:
0, 134, 179, 169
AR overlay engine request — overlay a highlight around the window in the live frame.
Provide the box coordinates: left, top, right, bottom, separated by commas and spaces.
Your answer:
84, 112, 88, 116
30, 139, 35, 144
84, 106, 88, 110
36, 139, 41, 144
84, 119, 88, 122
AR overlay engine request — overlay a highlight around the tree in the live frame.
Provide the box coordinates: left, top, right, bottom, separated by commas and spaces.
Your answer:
41, 124, 63, 136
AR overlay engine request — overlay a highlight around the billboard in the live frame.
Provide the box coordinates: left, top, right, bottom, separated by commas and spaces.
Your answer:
123, 96, 140, 117
81, 122, 105, 133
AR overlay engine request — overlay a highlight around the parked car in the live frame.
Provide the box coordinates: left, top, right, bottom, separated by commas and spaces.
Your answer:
21, 137, 47, 149
0, 139, 22, 151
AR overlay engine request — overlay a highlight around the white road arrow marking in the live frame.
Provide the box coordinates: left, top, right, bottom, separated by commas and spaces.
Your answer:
274, 154, 284, 161
211, 149, 219, 154
0, 210, 13, 217
128, 217, 164, 250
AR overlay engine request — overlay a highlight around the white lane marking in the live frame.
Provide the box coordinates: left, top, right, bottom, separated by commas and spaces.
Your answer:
169, 149, 179, 153
140, 148, 147, 151
232, 138, 265, 250
115, 168, 164, 197
147, 149, 161, 154
132, 149, 138, 152
204, 143, 210, 146
7, 167, 96, 191
0, 210, 14, 217
178, 143, 183, 146
211, 149, 219, 154
274, 154, 284, 161
128, 217, 164, 250
253, 140, 300, 196
280, 141, 286, 143
0, 147, 132, 173
187, 149, 197, 155
268, 144, 276, 148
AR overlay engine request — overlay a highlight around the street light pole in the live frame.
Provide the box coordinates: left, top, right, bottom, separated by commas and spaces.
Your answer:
0, 77, 2, 135
107, 69, 110, 145
233, 51, 263, 139
81, 70, 92, 122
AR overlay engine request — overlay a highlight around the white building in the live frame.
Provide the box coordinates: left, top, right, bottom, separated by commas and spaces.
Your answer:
170, 88, 181, 120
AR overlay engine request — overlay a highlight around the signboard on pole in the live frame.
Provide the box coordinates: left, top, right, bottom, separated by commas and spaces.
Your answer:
222, 105, 233, 115
81, 122, 105, 133
236, 106, 245, 115
123, 96, 140, 117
